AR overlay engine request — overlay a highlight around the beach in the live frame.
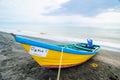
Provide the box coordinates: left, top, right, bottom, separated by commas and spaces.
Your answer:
0, 32, 120, 80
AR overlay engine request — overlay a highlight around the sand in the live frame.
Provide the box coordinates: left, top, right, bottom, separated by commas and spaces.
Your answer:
0, 32, 120, 80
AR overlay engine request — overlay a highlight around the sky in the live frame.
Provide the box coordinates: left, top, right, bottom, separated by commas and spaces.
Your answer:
0, 0, 120, 28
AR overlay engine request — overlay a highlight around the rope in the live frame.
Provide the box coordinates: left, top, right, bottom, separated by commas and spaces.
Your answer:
56, 47, 64, 80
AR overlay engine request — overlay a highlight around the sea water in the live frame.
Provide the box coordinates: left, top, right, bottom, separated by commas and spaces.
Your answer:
0, 25, 120, 52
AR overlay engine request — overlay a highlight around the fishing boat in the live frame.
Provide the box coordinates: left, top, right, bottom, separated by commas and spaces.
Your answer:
11, 34, 100, 68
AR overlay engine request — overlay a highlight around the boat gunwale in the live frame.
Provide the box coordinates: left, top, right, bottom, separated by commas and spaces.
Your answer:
13, 35, 100, 55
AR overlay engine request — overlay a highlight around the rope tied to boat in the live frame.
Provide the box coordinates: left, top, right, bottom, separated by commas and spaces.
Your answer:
57, 47, 64, 80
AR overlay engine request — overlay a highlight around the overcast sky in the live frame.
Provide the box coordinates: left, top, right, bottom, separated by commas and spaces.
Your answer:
0, 0, 120, 27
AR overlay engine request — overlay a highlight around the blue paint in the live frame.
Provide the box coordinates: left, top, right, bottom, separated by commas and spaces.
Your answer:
14, 35, 100, 55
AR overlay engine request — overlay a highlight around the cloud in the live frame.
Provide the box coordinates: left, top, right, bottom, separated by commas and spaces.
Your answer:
0, 0, 70, 17
95, 11, 120, 23
0, 0, 120, 28
49, 0, 120, 16
1, 11, 120, 28
86, 11, 120, 27
37, 11, 120, 28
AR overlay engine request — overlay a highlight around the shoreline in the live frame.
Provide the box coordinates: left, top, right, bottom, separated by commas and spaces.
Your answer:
0, 28, 120, 51
0, 32, 120, 80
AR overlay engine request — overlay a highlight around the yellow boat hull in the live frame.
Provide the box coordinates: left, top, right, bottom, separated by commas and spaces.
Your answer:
21, 44, 94, 68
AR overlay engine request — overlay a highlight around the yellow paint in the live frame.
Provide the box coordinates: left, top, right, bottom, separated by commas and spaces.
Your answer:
21, 44, 31, 52
90, 63, 98, 68
21, 44, 94, 67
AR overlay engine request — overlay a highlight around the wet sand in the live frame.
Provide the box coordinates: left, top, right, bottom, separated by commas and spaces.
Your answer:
0, 32, 120, 80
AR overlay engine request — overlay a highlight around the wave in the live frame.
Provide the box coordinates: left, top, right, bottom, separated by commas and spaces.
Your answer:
0, 28, 120, 52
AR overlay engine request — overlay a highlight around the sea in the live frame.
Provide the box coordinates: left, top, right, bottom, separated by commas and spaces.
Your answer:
0, 25, 120, 52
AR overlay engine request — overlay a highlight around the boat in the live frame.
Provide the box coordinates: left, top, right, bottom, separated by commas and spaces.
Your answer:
11, 34, 100, 68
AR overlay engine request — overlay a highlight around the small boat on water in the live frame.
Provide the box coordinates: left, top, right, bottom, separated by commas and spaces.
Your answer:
11, 34, 100, 68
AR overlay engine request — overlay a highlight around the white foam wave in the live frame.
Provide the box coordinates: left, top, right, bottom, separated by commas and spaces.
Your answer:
0, 28, 120, 52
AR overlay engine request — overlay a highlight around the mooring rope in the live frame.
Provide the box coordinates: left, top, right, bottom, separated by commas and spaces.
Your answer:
56, 47, 64, 80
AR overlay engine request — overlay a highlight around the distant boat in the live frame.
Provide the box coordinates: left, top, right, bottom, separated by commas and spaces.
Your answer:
11, 34, 100, 68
